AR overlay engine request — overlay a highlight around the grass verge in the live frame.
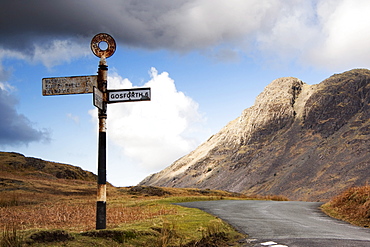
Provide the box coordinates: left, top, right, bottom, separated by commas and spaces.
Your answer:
321, 185, 370, 227
0, 186, 247, 246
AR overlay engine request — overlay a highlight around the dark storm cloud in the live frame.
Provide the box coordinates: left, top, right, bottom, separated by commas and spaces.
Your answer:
1, 0, 325, 66
0, 88, 50, 146
0, 0, 277, 53
2, 1, 366, 70
0, 0, 192, 52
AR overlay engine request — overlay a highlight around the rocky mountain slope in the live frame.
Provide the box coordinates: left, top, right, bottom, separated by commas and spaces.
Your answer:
140, 69, 370, 201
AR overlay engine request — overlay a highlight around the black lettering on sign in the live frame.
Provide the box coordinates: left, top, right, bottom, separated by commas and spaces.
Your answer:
108, 89, 150, 102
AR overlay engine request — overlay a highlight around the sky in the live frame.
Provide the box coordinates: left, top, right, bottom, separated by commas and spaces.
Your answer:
1, 0, 370, 186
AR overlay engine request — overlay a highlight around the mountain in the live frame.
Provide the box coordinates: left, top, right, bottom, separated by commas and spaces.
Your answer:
139, 69, 370, 201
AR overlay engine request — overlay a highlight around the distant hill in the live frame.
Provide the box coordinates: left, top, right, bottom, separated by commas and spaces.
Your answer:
0, 151, 97, 196
139, 69, 370, 201
0, 151, 96, 181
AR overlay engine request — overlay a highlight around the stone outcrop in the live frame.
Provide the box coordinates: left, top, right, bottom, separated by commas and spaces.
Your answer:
139, 69, 370, 201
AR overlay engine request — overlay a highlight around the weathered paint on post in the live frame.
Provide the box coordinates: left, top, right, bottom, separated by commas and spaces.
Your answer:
91, 33, 116, 230
96, 57, 108, 230
97, 184, 107, 201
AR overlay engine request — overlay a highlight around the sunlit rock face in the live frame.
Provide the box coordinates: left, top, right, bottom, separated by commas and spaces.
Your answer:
140, 69, 370, 201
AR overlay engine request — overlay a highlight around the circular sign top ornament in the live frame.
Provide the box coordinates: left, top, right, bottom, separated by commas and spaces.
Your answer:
91, 33, 116, 58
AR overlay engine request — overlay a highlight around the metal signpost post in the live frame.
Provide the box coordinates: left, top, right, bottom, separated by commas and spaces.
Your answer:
42, 33, 151, 230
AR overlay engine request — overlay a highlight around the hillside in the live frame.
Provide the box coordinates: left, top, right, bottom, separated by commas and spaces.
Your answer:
0, 151, 96, 181
140, 69, 370, 201
0, 151, 97, 201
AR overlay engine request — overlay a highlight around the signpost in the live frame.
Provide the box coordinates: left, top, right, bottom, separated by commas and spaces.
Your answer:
108, 88, 151, 103
93, 87, 104, 111
42, 75, 97, 96
42, 33, 151, 230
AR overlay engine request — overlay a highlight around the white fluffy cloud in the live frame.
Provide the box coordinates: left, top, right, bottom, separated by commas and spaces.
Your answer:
255, 1, 319, 59
0, 39, 88, 69
307, 0, 370, 70
90, 68, 204, 171
32, 39, 89, 68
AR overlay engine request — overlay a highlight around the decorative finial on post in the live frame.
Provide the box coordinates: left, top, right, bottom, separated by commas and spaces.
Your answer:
91, 33, 116, 59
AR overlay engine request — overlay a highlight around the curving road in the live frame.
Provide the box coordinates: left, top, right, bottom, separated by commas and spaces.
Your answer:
177, 200, 370, 247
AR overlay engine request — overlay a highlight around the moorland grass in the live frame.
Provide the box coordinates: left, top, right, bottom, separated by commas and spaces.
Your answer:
0, 185, 247, 246
322, 185, 370, 227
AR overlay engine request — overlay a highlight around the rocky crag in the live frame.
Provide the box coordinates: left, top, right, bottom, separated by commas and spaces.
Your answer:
139, 69, 370, 201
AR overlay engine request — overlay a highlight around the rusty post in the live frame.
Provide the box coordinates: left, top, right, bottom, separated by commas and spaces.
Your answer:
96, 57, 108, 230
90, 33, 116, 230
42, 33, 115, 230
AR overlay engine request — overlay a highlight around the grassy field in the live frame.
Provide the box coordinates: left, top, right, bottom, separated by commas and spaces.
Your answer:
0, 152, 251, 246
0, 176, 249, 246
2, 151, 369, 246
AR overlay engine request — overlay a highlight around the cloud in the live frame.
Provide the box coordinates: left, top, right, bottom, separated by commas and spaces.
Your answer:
0, 65, 11, 83
66, 113, 80, 124
0, 87, 51, 146
2, 0, 269, 52
0, 1, 309, 62
307, 0, 370, 70
90, 68, 204, 171
0, 82, 15, 92
254, 1, 319, 60
2, 0, 370, 70
0, 1, 287, 51
32, 39, 89, 68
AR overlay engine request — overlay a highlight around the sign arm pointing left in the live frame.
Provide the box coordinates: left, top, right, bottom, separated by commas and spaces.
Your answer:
42, 75, 98, 96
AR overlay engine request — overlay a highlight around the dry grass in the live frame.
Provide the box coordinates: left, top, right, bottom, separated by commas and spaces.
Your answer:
0, 223, 23, 247
0, 192, 246, 246
244, 194, 289, 201
322, 185, 370, 227
0, 201, 177, 231
0, 152, 264, 245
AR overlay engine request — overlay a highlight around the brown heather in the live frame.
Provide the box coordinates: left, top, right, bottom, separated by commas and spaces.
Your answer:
322, 185, 370, 227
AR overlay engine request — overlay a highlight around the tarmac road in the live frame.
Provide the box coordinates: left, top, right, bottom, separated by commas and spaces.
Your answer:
177, 200, 370, 247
